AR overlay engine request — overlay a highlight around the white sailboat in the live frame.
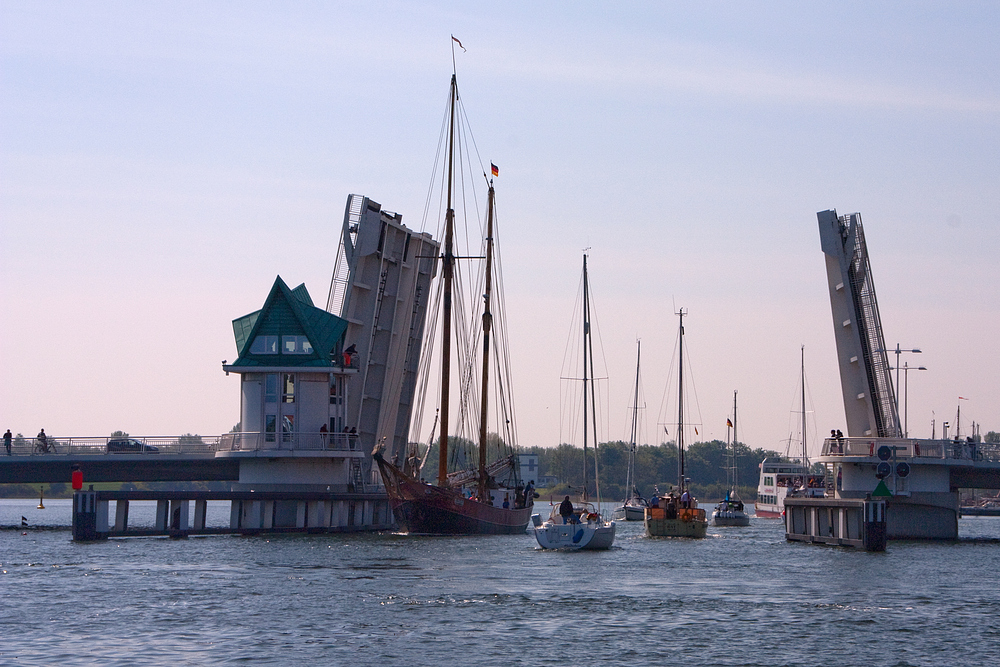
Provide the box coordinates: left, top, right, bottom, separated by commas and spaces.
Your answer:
712, 390, 750, 526
613, 340, 648, 521
532, 253, 615, 550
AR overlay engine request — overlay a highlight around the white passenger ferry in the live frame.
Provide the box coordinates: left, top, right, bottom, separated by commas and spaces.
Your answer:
755, 458, 826, 518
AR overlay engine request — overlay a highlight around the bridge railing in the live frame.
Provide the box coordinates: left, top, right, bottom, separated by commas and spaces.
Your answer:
219, 431, 359, 453
822, 437, 1000, 462
4, 436, 222, 456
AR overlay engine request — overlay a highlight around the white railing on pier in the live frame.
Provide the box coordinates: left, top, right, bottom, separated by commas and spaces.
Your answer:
821, 437, 999, 463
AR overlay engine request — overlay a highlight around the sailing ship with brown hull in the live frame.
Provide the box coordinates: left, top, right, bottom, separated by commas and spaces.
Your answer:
373, 66, 531, 535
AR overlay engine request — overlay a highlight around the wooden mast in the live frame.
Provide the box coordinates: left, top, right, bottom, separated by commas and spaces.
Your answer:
477, 183, 496, 501
438, 74, 457, 487
677, 309, 685, 491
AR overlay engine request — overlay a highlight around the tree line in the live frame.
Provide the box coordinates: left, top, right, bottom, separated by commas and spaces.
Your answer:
520, 440, 788, 502
419, 436, 791, 502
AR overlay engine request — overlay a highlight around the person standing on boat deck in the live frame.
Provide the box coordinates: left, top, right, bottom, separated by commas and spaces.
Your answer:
680, 490, 691, 509
4, 429, 11, 455
524, 480, 535, 506
559, 496, 575, 524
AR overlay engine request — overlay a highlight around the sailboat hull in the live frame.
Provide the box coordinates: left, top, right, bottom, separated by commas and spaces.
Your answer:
712, 511, 750, 527
375, 455, 532, 535
533, 519, 616, 549
611, 504, 646, 521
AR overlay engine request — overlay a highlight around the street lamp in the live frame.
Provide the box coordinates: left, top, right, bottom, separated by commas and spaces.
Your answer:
901, 362, 927, 438
880, 344, 922, 436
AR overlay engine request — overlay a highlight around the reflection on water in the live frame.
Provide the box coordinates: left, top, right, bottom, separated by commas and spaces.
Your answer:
3, 500, 1000, 666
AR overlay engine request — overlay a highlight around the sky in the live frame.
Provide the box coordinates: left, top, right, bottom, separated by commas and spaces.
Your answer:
2, 1, 999, 460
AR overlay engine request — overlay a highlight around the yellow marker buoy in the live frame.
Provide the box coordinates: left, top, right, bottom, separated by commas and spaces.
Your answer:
37, 486, 45, 510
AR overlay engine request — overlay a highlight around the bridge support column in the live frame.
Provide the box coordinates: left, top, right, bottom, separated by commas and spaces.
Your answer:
155, 500, 169, 530
114, 500, 130, 531
193, 500, 208, 530
169, 500, 189, 531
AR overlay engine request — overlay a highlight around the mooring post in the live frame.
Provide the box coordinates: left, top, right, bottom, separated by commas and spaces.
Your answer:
72, 490, 100, 541
862, 496, 887, 551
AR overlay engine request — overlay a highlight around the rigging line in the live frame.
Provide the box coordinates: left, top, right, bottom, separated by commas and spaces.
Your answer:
456, 93, 490, 180
656, 322, 682, 440
685, 331, 705, 442
419, 85, 454, 236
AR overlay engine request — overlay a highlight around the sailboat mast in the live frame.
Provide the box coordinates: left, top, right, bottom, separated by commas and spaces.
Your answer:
476, 184, 496, 500
677, 309, 685, 491
800, 345, 807, 465
586, 268, 601, 504
581, 254, 590, 500
732, 390, 738, 490
627, 340, 641, 494
438, 74, 457, 487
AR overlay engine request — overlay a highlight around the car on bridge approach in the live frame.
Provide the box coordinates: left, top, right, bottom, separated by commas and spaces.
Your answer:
106, 438, 159, 454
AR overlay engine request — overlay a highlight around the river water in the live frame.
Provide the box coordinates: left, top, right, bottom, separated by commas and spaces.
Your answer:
3, 499, 1000, 666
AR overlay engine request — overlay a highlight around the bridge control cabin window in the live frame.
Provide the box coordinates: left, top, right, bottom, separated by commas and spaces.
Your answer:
250, 335, 278, 354
282, 335, 313, 354
282, 374, 295, 403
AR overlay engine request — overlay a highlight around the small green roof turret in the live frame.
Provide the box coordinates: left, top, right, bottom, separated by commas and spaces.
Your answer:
229, 276, 349, 368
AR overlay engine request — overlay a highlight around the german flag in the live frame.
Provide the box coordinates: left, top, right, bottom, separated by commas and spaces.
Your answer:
491, 163, 499, 177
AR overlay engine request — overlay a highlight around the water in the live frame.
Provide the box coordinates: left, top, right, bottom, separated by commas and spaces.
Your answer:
3, 499, 1000, 666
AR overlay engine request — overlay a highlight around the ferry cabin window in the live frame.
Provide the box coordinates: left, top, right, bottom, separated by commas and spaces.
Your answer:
282, 415, 294, 443
250, 335, 278, 354
764, 476, 774, 486
265, 374, 278, 403
282, 335, 313, 354
330, 377, 343, 405
265, 415, 276, 442
282, 374, 295, 403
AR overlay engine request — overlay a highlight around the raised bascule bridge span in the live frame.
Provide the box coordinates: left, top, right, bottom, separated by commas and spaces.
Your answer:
784, 209, 1000, 548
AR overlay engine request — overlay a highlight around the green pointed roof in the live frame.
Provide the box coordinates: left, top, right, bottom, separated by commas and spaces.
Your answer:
230, 276, 348, 368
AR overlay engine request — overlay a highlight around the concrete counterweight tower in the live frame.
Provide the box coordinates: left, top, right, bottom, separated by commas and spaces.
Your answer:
817, 209, 900, 438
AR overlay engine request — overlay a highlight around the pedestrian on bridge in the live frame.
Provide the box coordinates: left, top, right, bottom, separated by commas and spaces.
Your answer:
4, 429, 11, 455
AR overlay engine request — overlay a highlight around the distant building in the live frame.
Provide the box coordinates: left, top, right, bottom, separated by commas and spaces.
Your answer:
519, 454, 539, 484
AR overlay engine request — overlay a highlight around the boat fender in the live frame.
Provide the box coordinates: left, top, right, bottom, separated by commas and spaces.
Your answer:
531, 514, 542, 527
573, 528, 585, 543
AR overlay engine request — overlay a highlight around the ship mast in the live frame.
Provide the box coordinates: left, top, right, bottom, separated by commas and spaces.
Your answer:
581, 254, 591, 501
800, 345, 807, 465
476, 183, 495, 501
437, 74, 457, 487
626, 340, 641, 496
731, 390, 738, 492
677, 309, 686, 491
